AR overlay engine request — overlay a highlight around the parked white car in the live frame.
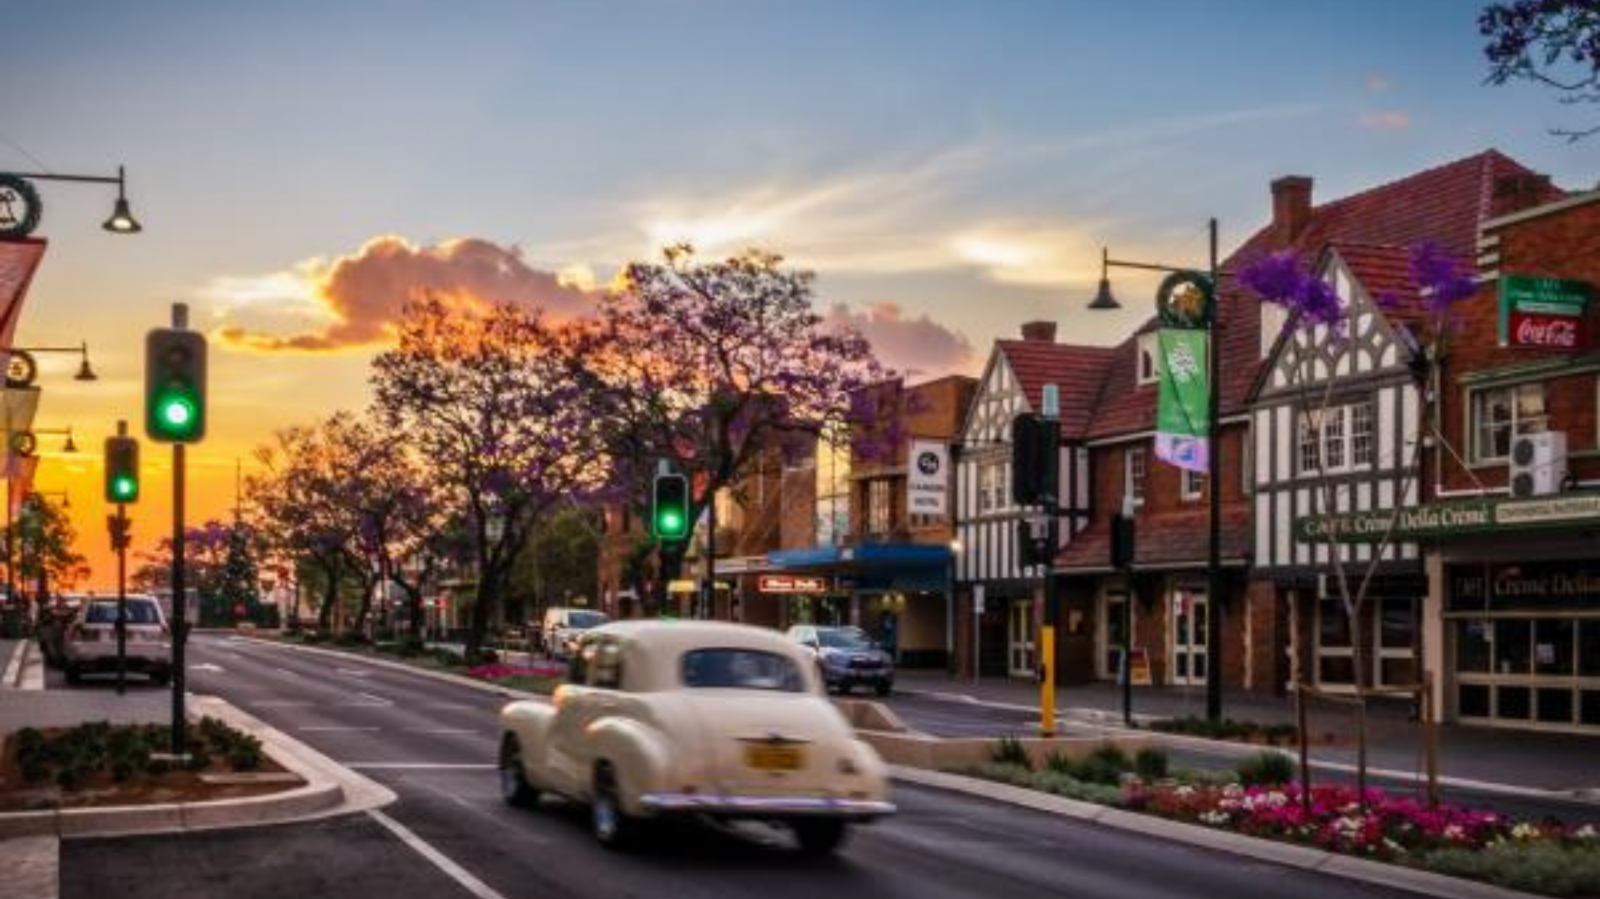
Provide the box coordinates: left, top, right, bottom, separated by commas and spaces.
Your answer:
539, 607, 608, 660
497, 620, 893, 854
63, 596, 172, 686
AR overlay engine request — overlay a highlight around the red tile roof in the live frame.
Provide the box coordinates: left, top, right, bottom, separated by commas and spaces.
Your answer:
1057, 506, 1251, 571
1084, 149, 1561, 438
994, 340, 1116, 439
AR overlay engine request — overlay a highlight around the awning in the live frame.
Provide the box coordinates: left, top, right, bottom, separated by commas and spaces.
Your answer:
766, 543, 952, 593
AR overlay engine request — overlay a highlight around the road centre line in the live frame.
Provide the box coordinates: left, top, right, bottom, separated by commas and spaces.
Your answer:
367, 809, 510, 899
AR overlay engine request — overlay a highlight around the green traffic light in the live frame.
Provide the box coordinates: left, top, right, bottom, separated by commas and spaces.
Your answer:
112, 476, 137, 500
156, 392, 198, 436
657, 509, 685, 536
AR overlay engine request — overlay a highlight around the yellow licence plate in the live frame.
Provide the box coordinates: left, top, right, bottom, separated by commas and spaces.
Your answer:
744, 744, 805, 771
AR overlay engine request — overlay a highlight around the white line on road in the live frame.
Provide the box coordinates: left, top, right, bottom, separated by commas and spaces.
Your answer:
348, 763, 496, 770
367, 809, 511, 899
273, 668, 299, 677
298, 726, 380, 732
189, 663, 225, 673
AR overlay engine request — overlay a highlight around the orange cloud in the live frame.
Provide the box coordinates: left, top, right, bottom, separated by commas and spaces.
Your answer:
824, 302, 975, 377
215, 236, 597, 352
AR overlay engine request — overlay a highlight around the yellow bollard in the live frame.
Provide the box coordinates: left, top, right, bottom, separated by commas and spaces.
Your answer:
1039, 625, 1056, 738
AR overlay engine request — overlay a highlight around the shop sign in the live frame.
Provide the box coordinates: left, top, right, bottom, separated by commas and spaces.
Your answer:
907, 440, 950, 517
1448, 561, 1600, 612
1498, 275, 1592, 350
1296, 492, 1600, 543
757, 574, 829, 594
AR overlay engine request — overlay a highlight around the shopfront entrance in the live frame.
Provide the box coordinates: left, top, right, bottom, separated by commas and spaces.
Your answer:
1169, 586, 1208, 686
1008, 598, 1036, 677
1097, 587, 1133, 681
1447, 561, 1600, 733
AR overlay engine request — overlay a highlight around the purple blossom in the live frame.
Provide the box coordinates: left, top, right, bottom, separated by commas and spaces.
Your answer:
1239, 252, 1347, 336
1407, 241, 1476, 315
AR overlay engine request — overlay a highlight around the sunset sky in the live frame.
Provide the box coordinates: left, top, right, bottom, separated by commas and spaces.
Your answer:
4, 0, 1594, 587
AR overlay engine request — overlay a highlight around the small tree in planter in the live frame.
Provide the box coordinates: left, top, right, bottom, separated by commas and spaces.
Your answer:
1241, 242, 1475, 807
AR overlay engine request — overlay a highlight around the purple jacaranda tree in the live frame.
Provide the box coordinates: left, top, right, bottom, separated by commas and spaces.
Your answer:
1481, 0, 1600, 141
576, 245, 885, 613
372, 296, 603, 660
1243, 243, 1477, 808
247, 420, 365, 631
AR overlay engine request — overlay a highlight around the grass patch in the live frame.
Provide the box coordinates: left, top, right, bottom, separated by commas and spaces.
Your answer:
1417, 841, 1600, 897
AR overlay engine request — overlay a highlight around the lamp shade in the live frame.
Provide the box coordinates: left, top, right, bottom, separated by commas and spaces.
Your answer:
1088, 276, 1120, 311
102, 196, 142, 234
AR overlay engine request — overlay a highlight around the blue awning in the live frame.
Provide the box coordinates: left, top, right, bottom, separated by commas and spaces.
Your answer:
766, 543, 951, 593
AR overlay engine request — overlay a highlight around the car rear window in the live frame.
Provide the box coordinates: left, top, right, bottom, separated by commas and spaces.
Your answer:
681, 649, 804, 692
568, 611, 606, 629
84, 601, 162, 625
817, 628, 873, 650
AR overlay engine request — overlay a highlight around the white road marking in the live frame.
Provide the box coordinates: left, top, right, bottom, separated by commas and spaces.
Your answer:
337, 691, 393, 707
337, 667, 372, 678
299, 726, 379, 732
347, 763, 495, 770
189, 663, 224, 672
273, 667, 298, 677
368, 808, 511, 899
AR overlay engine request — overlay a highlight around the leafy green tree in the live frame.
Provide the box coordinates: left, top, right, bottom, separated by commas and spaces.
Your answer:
6, 496, 89, 600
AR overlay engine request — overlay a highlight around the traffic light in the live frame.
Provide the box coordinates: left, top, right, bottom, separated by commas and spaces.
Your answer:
652, 473, 690, 542
105, 436, 140, 504
145, 329, 207, 443
1017, 519, 1050, 568
1010, 413, 1060, 506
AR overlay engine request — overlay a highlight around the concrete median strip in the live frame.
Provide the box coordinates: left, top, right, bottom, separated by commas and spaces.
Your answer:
891, 765, 1546, 899
224, 635, 549, 703
0, 693, 396, 841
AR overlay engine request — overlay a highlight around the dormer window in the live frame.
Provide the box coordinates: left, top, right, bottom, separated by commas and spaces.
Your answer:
1137, 333, 1160, 386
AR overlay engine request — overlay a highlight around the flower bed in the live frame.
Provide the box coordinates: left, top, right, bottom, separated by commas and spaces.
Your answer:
466, 662, 564, 694
1147, 715, 1301, 747
1124, 781, 1600, 896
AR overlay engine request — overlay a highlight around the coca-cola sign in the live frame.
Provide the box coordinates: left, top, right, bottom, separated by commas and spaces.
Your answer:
1499, 275, 1592, 351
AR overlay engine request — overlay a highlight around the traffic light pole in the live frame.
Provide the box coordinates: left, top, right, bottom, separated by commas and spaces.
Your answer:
171, 441, 186, 754
1038, 386, 1061, 739
114, 502, 128, 695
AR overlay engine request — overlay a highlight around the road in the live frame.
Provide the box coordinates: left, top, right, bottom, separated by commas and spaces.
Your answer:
59, 635, 1438, 899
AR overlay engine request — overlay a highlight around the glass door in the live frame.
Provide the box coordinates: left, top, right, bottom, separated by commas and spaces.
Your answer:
1098, 588, 1131, 680
1169, 588, 1208, 686
1008, 599, 1036, 677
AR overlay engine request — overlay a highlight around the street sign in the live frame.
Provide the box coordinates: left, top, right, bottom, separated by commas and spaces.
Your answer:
907, 440, 950, 517
757, 574, 829, 594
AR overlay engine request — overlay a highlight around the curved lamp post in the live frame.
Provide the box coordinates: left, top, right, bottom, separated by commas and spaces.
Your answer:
0, 166, 142, 238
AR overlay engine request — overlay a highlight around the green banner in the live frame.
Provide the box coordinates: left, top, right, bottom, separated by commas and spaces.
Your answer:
1154, 328, 1210, 473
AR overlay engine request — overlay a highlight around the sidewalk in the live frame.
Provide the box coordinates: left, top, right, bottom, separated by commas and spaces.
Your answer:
894, 670, 1600, 794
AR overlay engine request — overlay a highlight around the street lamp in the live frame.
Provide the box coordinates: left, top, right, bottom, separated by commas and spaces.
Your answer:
5, 343, 98, 387
0, 166, 142, 239
1090, 218, 1227, 722
27, 426, 79, 455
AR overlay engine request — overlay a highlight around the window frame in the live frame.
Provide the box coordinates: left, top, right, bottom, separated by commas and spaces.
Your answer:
1181, 468, 1204, 502
1125, 445, 1147, 507
1471, 382, 1549, 464
1136, 333, 1160, 386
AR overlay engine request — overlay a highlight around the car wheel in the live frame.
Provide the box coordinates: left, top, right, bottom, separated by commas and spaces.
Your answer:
150, 669, 171, 687
874, 682, 892, 697
64, 665, 81, 686
591, 763, 636, 849
498, 734, 540, 808
793, 819, 849, 855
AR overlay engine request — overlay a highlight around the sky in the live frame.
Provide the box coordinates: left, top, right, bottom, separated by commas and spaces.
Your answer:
3, 0, 1595, 587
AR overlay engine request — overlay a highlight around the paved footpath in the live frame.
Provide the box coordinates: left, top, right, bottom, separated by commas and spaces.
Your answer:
52, 633, 1429, 899
891, 671, 1600, 797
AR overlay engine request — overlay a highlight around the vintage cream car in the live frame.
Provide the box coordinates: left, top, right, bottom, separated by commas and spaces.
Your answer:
496, 620, 894, 854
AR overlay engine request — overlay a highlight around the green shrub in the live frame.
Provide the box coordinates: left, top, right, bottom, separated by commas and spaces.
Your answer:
1134, 747, 1170, 781
1031, 769, 1125, 805
1420, 841, 1600, 897
1042, 751, 1074, 776
1235, 750, 1295, 787
991, 736, 1033, 771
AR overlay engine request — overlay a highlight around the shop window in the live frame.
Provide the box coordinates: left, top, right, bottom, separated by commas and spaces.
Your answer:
1583, 692, 1600, 727
1494, 620, 1532, 675
1534, 619, 1575, 676
1381, 657, 1417, 686
1580, 621, 1600, 677
1497, 686, 1532, 720
1319, 656, 1355, 684
1472, 382, 1547, 462
1456, 620, 1491, 673
1181, 469, 1204, 502
1318, 601, 1351, 648
1538, 689, 1574, 725
1459, 683, 1491, 718
1380, 598, 1416, 649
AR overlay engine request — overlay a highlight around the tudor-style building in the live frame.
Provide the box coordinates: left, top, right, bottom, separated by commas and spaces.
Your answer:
955, 321, 1105, 678
1248, 242, 1426, 693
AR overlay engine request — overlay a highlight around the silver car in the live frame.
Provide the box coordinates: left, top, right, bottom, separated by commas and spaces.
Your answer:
64, 596, 172, 685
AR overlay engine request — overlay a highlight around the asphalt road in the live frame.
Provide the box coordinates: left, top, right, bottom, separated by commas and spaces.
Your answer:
59, 635, 1444, 899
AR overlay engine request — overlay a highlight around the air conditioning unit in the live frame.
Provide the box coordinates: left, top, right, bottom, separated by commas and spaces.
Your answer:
1510, 431, 1567, 498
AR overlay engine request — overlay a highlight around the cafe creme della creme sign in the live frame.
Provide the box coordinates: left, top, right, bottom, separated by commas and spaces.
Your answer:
1296, 493, 1600, 543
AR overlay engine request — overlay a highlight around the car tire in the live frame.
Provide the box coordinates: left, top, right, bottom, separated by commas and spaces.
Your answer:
64, 665, 81, 686
591, 763, 637, 849
875, 682, 892, 697
793, 819, 849, 855
498, 734, 540, 808
150, 669, 171, 687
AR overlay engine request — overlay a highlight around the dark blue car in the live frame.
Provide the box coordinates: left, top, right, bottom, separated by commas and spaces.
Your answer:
786, 625, 894, 697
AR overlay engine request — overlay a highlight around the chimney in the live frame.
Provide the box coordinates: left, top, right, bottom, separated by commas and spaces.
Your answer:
1271, 175, 1313, 244
1020, 320, 1057, 342
1492, 173, 1554, 218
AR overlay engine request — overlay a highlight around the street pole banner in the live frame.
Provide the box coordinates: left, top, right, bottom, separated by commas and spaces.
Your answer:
908, 440, 950, 517
1154, 328, 1210, 473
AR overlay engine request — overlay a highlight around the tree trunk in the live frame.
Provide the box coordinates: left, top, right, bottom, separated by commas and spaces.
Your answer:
317, 561, 339, 633
465, 566, 498, 664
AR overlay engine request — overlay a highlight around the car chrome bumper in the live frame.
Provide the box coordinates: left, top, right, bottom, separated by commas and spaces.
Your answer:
639, 793, 895, 818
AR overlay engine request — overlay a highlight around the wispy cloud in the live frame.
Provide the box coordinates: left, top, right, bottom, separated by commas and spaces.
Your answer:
1358, 110, 1411, 131
1364, 73, 1390, 94
823, 302, 976, 377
